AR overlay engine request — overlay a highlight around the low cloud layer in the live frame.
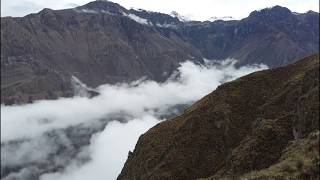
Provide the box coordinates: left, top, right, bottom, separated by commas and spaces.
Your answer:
41, 116, 158, 180
1, 59, 267, 180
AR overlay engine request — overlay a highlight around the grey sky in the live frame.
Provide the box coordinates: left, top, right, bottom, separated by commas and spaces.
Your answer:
1, 0, 319, 20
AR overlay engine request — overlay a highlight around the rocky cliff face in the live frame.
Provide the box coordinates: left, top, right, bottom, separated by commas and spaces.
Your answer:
1, 1, 319, 104
118, 54, 319, 179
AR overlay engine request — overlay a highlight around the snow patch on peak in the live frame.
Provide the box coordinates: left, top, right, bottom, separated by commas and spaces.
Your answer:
170, 11, 191, 22
74, 8, 99, 14
122, 12, 153, 26
74, 8, 117, 15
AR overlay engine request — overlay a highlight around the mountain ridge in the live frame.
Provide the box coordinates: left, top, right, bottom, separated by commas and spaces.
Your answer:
1, 1, 319, 104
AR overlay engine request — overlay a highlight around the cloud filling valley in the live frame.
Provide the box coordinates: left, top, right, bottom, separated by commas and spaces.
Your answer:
1, 59, 267, 180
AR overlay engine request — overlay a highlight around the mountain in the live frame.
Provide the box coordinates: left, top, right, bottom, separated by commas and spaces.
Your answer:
0, 1, 203, 104
118, 54, 319, 179
1, 1, 319, 104
181, 6, 319, 67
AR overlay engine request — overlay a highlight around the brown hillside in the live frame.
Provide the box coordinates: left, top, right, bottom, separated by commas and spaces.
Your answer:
118, 54, 319, 179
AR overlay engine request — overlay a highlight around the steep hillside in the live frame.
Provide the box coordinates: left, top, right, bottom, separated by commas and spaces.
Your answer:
182, 6, 319, 67
0, 1, 203, 104
118, 54, 319, 179
1, 1, 319, 104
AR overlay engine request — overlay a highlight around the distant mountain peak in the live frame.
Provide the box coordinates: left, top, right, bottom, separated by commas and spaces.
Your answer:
170, 11, 191, 22
249, 5, 292, 19
37, 8, 56, 17
75, 0, 126, 15
38, 8, 54, 14
263, 5, 291, 13
306, 10, 319, 14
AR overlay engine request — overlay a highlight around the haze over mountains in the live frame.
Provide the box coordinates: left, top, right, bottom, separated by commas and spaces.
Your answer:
1, 0, 319, 104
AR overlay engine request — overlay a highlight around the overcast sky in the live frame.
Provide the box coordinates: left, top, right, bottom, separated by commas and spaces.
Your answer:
1, 0, 319, 20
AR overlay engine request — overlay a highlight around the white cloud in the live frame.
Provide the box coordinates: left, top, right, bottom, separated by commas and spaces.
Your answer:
40, 116, 158, 180
1, 0, 318, 20
1, 59, 267, 180
1, 60, 266, 142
